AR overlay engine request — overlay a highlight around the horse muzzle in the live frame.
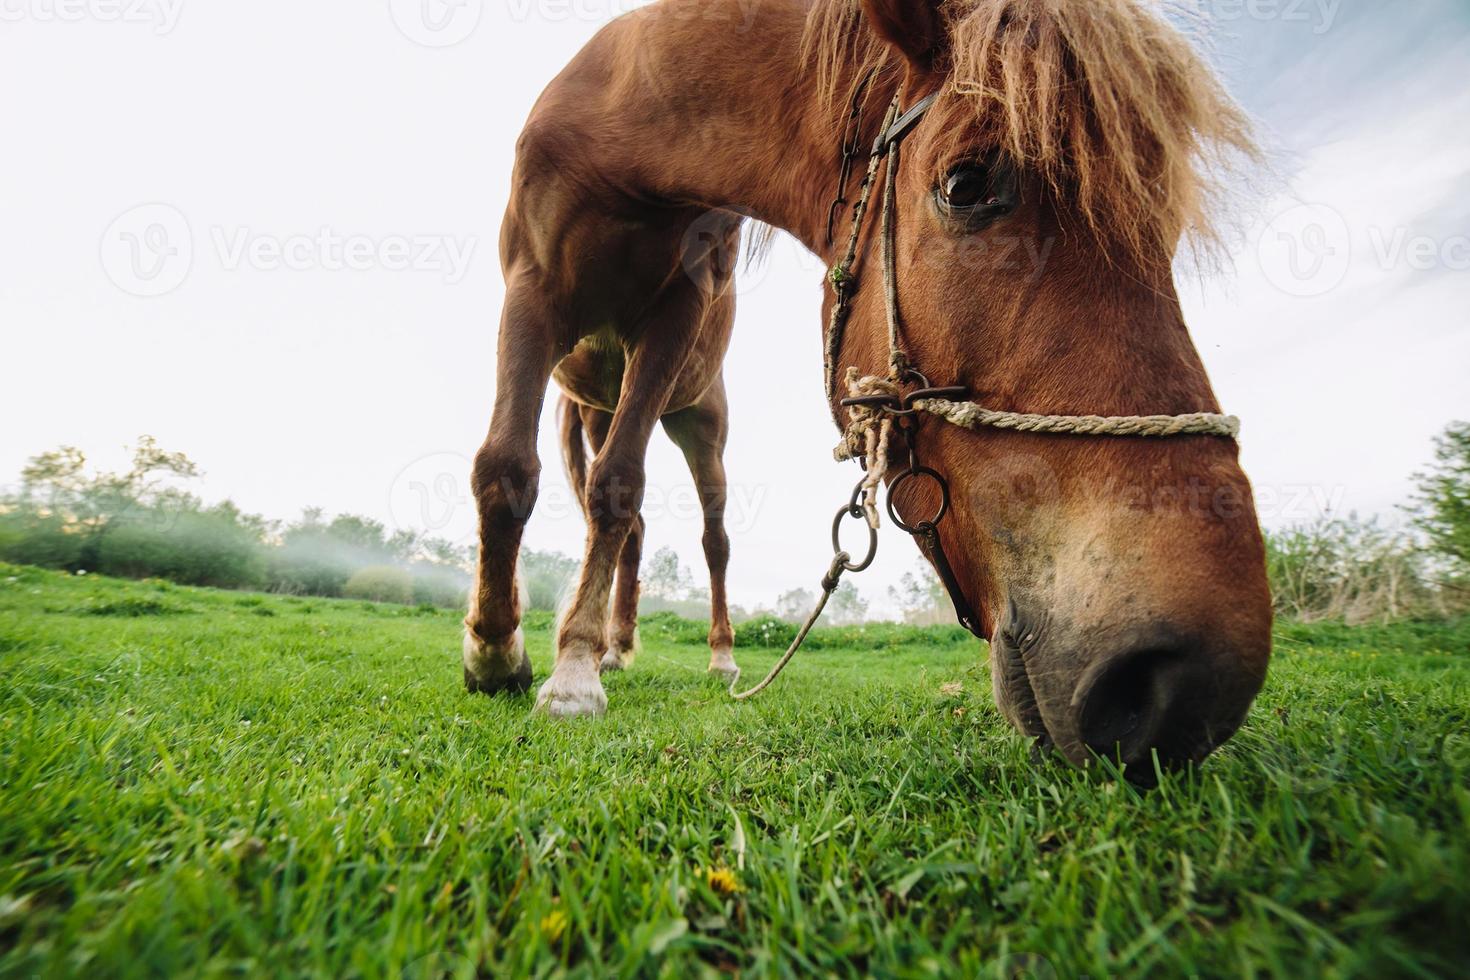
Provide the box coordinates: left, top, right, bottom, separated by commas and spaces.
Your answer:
995, 612, 1268, 786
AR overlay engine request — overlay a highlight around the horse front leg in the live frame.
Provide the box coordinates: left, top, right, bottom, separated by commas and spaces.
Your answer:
570, 405, 644, 674
538, 290, 704, 717
663, 382, 739, 682
602, 510, 645, 673
464, 280, 558, 697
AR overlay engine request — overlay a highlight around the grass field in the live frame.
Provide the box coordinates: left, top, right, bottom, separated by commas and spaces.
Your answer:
2, 564, 1468, 978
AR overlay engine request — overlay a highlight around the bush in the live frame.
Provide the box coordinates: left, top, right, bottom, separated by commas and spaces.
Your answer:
343, 566, 414, 605
95, 508, 266, 589
736, 615, 798, 649
1266, 517, 1434, 624
0, 512, 83, 570
268, 545, 354, 598
638, 611, 716, 646
410, 563, 470, 609
521, 549, 578, 611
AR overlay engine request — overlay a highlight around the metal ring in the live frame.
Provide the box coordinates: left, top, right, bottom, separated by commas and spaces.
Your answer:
832, 504, 879, 573
886, 466, 950, 534
898, 368, 931, 389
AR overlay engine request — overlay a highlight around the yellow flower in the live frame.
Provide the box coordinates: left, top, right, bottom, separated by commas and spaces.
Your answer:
702, 866, 742, 895
540, 909, 569, 943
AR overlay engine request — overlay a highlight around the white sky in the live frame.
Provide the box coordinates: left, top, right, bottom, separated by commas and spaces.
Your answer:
2, 0, 1467, 617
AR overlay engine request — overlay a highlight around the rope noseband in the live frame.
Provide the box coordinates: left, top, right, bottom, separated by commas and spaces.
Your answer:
730, 80, 1240, 701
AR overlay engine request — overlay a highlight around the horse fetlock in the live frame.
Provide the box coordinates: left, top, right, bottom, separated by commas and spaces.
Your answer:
708, 645, 740, 682
601, 627, 640, 673
463, 626, 533, 696
535, 654, 608, 718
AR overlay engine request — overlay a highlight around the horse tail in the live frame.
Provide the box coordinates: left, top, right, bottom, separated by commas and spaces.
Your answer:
558, 396, 590, 518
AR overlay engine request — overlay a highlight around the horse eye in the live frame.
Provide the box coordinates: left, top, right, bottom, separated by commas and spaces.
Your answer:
936, 162, 1016, 223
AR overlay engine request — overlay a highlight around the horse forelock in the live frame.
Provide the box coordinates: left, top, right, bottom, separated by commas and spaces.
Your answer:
802, 0, 1259, 266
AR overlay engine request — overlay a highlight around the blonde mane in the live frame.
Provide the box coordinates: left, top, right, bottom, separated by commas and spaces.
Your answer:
802, 0, 1257, 263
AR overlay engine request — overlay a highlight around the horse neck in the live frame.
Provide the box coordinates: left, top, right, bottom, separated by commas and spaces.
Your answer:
630, 2, 895, 258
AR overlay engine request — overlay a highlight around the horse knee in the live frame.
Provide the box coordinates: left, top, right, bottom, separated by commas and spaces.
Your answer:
585, 457, 645, 537
472, 443, 540, 531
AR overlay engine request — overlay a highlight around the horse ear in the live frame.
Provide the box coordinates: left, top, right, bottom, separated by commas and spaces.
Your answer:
861, 0, 947, 72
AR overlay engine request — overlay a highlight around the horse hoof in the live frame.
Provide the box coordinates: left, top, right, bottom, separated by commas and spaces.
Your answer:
463, 627, 533, 696
600, 650, 628, 674
708, 649, 740, 684
535, 662, 608, 718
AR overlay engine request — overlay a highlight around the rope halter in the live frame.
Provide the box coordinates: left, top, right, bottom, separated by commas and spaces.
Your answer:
824, 86, 1241, 532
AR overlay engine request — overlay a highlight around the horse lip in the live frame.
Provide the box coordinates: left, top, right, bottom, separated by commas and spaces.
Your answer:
995, 636, 1048, 742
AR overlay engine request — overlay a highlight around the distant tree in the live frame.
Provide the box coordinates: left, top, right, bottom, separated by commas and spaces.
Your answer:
520, 548, 579, 611
644, 546, 694, 602
827, 581, 869, 625
17, 436, 201, 570
888, 560, 947, 625
1411, 421, 1470, 576
776, 587, 816, 623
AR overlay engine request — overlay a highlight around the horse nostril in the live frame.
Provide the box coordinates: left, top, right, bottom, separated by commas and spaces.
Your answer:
1078, 648, 1203, 782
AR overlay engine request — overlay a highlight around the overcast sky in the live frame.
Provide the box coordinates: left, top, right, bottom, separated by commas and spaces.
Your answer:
2, 0, 1467, 616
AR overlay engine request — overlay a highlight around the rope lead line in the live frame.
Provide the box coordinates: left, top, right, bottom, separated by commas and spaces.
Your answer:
727, 554, 849, 701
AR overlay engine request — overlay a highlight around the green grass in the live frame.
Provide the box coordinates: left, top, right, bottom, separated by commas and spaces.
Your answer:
1, 563, 1468, 978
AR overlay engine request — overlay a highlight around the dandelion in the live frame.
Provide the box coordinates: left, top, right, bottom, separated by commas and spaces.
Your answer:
540, 908, 569, 943
702, 866, 742, 895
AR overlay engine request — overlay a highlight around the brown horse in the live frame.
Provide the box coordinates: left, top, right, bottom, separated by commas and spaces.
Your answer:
464, 0, 1273, 776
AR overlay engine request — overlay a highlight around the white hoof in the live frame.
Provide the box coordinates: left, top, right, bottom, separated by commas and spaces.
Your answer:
600, 650, 629, 673
464, 627, 533, 696
535, 659, 608, 718
708, 648, 740, 683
